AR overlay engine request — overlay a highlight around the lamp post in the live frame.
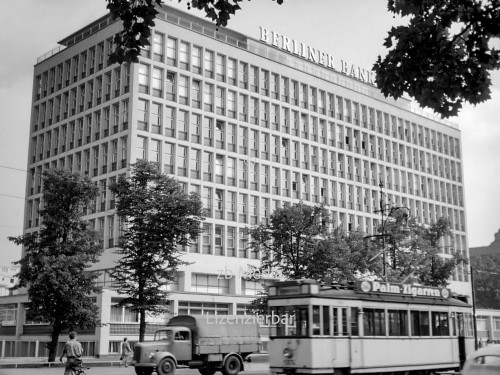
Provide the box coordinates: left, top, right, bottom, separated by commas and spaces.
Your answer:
364, 181, 411, 278
470, 266, 478, 350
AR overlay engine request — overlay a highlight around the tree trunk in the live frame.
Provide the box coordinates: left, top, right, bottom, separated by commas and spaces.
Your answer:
48, 323, 62, 363
139, 307, 146, 342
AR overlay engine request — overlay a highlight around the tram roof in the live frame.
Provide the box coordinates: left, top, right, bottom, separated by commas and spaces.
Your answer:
268, 280, 471, 308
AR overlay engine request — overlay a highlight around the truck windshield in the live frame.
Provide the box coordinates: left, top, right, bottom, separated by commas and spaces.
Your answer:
155, 330, 173, 341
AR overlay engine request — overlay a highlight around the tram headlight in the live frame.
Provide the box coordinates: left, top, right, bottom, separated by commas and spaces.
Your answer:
283, 348, 293, 359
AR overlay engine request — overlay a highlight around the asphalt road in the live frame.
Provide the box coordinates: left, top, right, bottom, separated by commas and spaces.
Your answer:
0, 363, 270, 375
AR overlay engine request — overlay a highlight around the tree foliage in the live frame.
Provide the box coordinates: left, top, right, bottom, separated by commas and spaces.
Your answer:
109, 160, 204, 341
106, 0, 499, 118
374, 0, 500, 118
470, 254, 500, 309
248, 202, 334, 281
9, 170, 102, 362
367, 213, 467, 286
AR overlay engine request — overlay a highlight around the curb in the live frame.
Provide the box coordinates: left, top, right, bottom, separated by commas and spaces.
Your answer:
0, 361, 121, 369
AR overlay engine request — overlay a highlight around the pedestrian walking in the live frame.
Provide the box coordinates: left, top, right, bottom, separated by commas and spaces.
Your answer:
59, 331, 83, 375
120, 337, 132, 367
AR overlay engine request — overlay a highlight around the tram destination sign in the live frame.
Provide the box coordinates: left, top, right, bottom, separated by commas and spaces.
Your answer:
357, 280, 451, 299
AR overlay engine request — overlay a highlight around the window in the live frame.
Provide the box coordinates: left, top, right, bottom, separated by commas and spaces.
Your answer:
202, 222, 212, 253
191, 79, 201, 108
151, 103, 162, 135
204, 83, 214, 112
190, 113, 201, 144
249, 65, 258, 93
411, 311, 430, 336
216, 87, 225, 115
431, 311, 449, 336
166, 37, 177, 66
192, 273, 230, 294
137, 99, 148, 131
111, 304, 139, 322
270, 73, 279, 99
215, 189, 224, 219
216, 54, 225, 82
138, 64, 149, 93
203, 117, 213, 147
227, 226, 236, 256
239, 62, 248, 89
163, 142, 174, 174
190, 148, 201, 179
388, 310, 408, 336
166, 72, 176, 101
204, 50, 214, 78
363, 308, 385, 336
176, 145, 187, 176
227, 90, 236, 119
178, 75, 189, 105
149, 139, 160, 164
164, 106, 175, 137
238, 94, 247, 122
179, 41, 189, 70
214, 225, 224, 255
192, 46, 202, 74
0, 304, 17, 325
153, 32, 164, 62
152, 67, 163, 97
203, 151, 213, 182
227, 157, 236, 187
227, 58, 237, 85
178, 110, 188, 140
136, 137, 147, 160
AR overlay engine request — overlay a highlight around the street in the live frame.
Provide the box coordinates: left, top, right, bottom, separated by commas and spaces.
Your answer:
0, 363, 270, 375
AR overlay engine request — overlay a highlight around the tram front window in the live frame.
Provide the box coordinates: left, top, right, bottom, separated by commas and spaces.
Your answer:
273, 306, 308, 337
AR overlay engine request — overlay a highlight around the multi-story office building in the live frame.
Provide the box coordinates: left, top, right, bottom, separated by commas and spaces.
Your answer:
0, 4, 470, 358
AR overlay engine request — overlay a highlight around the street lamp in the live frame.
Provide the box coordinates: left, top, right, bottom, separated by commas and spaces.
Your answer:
364, 181, 411, 278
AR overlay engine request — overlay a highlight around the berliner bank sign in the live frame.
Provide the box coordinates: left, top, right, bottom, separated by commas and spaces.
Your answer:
259, 27, 377, 86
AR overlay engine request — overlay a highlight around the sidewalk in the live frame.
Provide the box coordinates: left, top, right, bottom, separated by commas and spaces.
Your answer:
0, 357, 120, 369
0, 357, 268, 371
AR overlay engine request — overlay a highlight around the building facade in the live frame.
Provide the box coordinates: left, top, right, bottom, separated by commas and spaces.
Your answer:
0, 4, 470, 358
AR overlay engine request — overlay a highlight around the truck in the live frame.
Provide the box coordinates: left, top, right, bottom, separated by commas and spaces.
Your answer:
132, 315, 261, 375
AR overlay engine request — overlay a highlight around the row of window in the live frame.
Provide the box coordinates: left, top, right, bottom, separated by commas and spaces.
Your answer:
31, 99, 130, 164
33, 67, 130, 135
137, 30, 459, 158
29, 137, 128, 196
272, 305, 474, 338
134, 95, 463, 184
135, 62, 461, 159
35, 37, 117, 100
136, 126, 464, 208
135, 137, 466, 231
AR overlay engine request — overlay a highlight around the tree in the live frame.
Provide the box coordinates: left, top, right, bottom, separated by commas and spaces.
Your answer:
105, 0, 499, 118
109, 160, 204, 341
470, 254, 500, 309
368, 213, 467, 286
248, 202, 333, 281
247, 202, 377, 313
373, 0, 500, 118
9, 170, 102, 362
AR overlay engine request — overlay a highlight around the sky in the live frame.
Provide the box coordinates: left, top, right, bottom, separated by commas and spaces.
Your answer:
0, 0, 499, 266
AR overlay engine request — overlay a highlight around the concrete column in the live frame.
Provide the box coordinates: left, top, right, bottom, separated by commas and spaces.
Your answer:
95, 289, 112, 358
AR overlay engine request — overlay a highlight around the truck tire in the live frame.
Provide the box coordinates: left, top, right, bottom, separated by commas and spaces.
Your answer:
157, 357, 176, 375
198, 368, 217, 375
135, 367, 154, 375
222, 355, 241, 375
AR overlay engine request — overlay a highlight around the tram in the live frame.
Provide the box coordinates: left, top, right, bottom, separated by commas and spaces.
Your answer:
267, 279, 474, 375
